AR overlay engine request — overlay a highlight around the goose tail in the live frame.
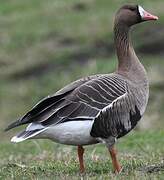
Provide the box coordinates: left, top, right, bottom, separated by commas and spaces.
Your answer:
11, 123, 47, 143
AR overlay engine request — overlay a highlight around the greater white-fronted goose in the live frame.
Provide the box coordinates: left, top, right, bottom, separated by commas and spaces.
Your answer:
6, 5, 158, 173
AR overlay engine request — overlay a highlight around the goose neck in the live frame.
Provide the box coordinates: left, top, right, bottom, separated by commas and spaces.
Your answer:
114, 23, 133, 70
114, 23, 147, 83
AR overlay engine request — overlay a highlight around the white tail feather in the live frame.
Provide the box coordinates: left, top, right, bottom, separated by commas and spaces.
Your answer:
11, 136, 26, 143
11, 127, 49, 143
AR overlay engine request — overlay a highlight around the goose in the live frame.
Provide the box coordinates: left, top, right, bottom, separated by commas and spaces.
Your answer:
5, 5, 158, 173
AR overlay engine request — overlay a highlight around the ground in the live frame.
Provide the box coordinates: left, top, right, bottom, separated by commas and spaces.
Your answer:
0, 131, 164, 179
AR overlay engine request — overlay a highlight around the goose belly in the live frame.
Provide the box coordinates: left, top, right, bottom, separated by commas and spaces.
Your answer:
39, 120, 98, 145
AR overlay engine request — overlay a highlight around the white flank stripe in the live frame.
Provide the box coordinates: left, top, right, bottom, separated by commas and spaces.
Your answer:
96, 93, 127, 117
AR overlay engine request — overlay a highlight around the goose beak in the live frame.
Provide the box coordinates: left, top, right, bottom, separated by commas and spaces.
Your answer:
138, 5, 158, 21
142, 11, 158, 21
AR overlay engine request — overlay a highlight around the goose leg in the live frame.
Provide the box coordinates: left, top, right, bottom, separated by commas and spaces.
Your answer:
108, 146, 122, 173
77, 145, 85, 173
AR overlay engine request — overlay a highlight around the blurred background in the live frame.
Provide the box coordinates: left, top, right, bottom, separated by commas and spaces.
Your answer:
0, 0, 164, 141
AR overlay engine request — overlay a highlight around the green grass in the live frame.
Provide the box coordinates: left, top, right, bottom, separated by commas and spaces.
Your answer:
0, 131, 163, 179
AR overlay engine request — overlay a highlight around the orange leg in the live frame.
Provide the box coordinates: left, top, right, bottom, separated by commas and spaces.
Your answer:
77, 145, 85, 173
109, 146, 122, 173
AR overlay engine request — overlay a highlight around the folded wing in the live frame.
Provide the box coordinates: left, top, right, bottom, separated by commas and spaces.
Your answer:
6, 74, 127, 131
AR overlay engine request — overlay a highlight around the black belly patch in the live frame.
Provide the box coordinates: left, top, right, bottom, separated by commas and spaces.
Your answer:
117, 105, 141, 138
90, 105, 141, 139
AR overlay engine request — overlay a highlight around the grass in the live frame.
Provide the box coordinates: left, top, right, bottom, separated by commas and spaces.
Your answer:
0, 131, 164, 179
0, 0, 164, 179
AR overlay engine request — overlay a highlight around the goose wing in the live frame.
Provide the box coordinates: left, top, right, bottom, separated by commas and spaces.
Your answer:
6, 74, 127, 130
40, 74, 127, 126
5, 74, 100, 131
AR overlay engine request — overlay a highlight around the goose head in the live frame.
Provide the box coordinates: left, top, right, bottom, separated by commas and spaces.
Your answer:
115, 5, 158, 27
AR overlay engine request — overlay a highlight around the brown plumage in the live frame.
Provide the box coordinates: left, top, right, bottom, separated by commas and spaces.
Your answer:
5, 5, 158, 173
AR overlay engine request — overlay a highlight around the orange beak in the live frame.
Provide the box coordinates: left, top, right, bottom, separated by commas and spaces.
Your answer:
138, 6, 158, 21
142, 10, 158, 21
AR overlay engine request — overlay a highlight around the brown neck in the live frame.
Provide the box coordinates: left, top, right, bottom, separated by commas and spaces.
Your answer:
114, 23, 134, 71
114, 22, 147, 82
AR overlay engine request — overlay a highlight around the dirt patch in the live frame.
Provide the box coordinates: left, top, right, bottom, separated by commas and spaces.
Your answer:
72, 2, 88, 12
7, 24, 164, 81
136, 25, 164, 55
8, 39, 114, 80
137, 39, 164, 55
140, 163, 164, 173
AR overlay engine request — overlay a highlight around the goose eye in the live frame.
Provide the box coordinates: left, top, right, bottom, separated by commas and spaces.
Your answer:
130, 8, 136, 12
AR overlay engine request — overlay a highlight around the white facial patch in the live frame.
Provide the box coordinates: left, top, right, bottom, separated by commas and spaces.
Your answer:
138, 5, 145, 19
